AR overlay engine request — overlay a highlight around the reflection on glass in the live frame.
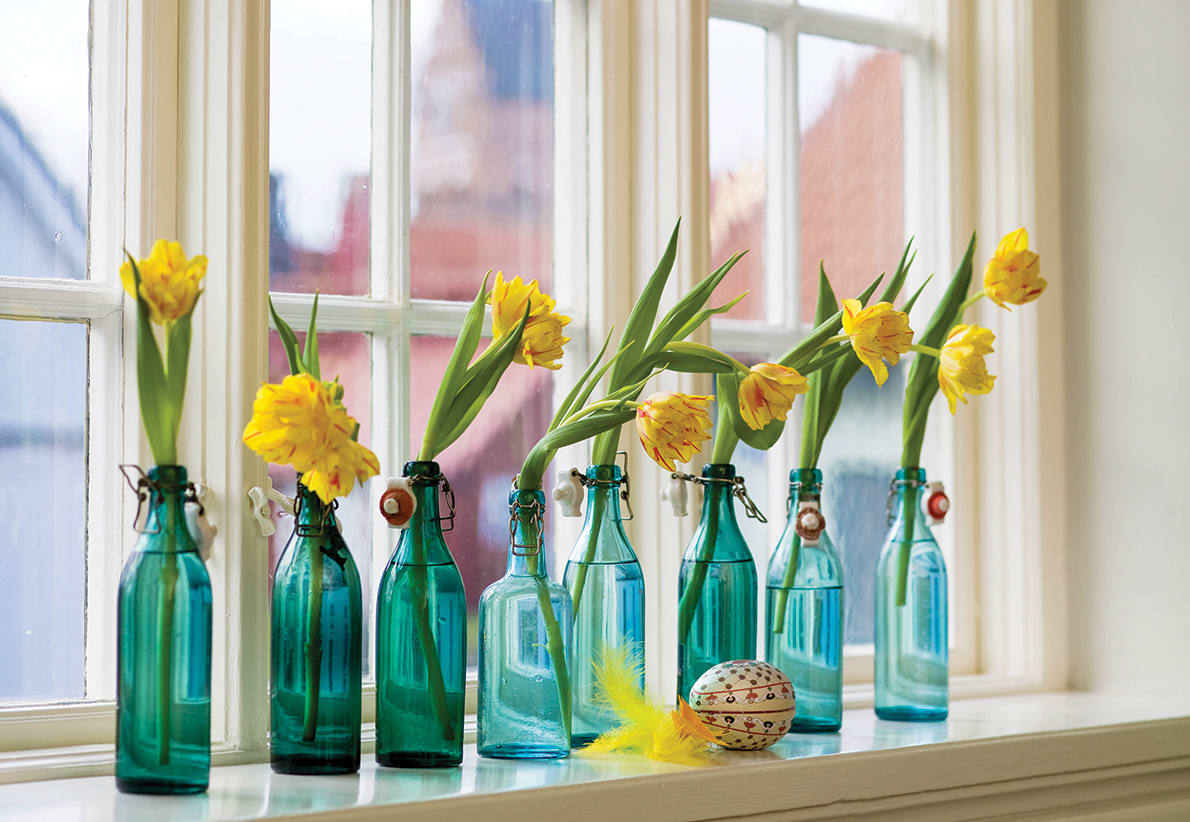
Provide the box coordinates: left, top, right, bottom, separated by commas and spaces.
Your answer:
409, 335, 556, 666
0, 320, 86, 703
799, 0, 916, 23
267, 330, 374, 674
269, 0, 371, 295
709, 18, 766, 321
799, 34, 904, 321
410, 0, 554, 301
818, 361, 905, 646
0, 0, 89, 279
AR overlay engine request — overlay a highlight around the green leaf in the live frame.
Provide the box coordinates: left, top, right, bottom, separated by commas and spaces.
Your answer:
127, 253, 174, 464
550, 327, 618, 430
672, 290, 748, 341
520, 407, 638, 490
876, 240, 915, 305
269, 296, 303, 376
430, 303, 530, 455
606, 220, 680, 393
303, 292, 321, 379
643, 251, 746, 362
164, 306, 194, 446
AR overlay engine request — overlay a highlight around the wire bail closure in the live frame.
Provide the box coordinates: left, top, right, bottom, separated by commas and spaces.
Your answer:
886, 476, 927, 525
294, 491, 338, 537
670, 471, 767, 523
509, 497, 546, 557
119, 464, 202, 535
570, 451, 634, 521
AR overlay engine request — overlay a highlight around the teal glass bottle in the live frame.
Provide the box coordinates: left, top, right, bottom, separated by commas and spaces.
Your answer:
875, 467, 948, 721
271, 482, 362, 773
375, 461, 466, 767
116, 465, 212, 795
677, 464, 758, 701
765, 468, 843, 732
477, 488, 573, 759
563, 464, 644, 747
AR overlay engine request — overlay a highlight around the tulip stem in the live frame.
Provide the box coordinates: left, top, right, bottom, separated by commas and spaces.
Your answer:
909, 343, 942, 357
957, 289, 986, 317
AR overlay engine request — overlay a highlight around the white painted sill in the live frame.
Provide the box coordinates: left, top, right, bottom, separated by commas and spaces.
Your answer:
2, 692, 1188, 822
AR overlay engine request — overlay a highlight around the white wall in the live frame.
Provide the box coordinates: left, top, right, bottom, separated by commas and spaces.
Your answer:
1059, 0, 1190, 694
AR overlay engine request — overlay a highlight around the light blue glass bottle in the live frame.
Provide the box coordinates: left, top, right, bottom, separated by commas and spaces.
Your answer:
376, 461, 466, 767
875, 467, 948, 721
116, 465, 212, 794
563, 464, 644, 747
677, 463, 758, 701
766, 468, 842, 732
271, 483, 362, 773
478, 489, 573, 759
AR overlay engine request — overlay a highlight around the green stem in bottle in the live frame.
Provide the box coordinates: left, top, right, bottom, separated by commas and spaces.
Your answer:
522, 513, 571, 739
677, 491, 720, 646
895, 485, 916, 607
302, 512, 325, 742
566, 488, 606, 626
157, 490, 180, 765
409, 525, 455, 740
770, 533, 802, 636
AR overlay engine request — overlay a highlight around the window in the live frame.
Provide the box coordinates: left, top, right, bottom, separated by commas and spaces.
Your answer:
267, 0, 572, 680
707, 0, 965, 681
0, 0, 127, 721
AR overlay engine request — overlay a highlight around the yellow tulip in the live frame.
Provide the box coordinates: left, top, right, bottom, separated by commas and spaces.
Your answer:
636, 392, 713, 472
983, 228, 1045, 308
489, 271, 571, 370
938, 324, 996, 414
738, 363, 808, 430
120, 239, 208, 325
242, 373, 379, 504
841, 299, 913, 387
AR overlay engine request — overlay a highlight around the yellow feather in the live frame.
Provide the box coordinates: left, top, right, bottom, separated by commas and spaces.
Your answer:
578, 645, 714, 766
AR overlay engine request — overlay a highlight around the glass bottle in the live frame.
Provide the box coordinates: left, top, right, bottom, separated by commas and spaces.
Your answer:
375, 461, 466, 767
563, 464, 645, 747
477, 488, 573, 759
765, 468, 843, 732
875, 467, 948, 721
116, 465, 212, 795
271, 482, 362, 773
676, 464, 758, 702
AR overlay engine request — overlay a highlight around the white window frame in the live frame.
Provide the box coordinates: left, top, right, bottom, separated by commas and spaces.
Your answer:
0, 0, 1067, 781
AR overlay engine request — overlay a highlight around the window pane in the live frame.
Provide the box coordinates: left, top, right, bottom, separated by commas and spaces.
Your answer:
798, 0, 916, 23
709, 18, 766, 322
409, 0, 554, 301
409, 335, 557, 665
819, 362, 905, 647
267, 331, 375, 674
799, 35, 903, 322
0, 1, 89, 280
0, 320, 86, 703
269, 0, 371, 296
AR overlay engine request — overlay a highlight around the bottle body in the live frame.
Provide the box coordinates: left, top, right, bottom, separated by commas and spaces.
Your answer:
874, 467, 948, 721
116, 465, 212, 795
765, 469, 843, 732
375, 461, 466, 767
677, 464, 758, 702
271, 484, 363, 773
562, 465, 645, 747
478, 489, 573, 759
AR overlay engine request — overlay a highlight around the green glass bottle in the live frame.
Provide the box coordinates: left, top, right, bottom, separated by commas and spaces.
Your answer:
676, 463, 758, 701
116, 465, 212, 795
271, 482, 362, 774
375, 461, 466, 767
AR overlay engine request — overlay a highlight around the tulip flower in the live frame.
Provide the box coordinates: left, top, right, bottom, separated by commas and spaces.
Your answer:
983, 228, 1046, 308
120, 239, 207, 326
738, 362, 809, 430
636, 392, 714, 472
841, 299, 914, 387
489, 272, 571, 370
938, 324, 996, 414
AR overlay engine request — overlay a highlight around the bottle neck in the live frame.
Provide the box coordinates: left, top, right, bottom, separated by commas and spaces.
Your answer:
507, 489, 548, 577
889, 467, 930, 534
585, 481, 624, 524
295, 483, 338, 532
699, 465, 740, 528
396, 461, 451, 564
785, 467, 823, 524
141, 465, 196, 553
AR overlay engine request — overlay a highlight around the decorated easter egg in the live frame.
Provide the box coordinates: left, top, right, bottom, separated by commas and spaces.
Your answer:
688, 660, 795, 750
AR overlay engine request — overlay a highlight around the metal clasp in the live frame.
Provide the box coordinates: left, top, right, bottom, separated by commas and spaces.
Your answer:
615, 450, 634, 521
294, 493, 337, 537
438, 476, 457, 533
668, 471, 767, 523
509, 497, 545, 557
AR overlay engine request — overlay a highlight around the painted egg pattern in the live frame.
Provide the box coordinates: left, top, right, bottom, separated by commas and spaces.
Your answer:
688, 660, 796, 750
